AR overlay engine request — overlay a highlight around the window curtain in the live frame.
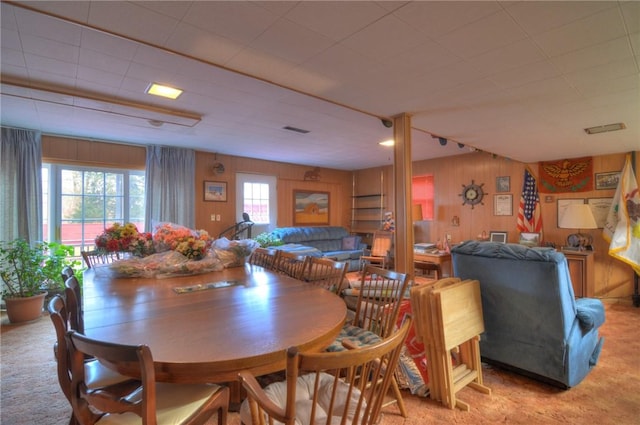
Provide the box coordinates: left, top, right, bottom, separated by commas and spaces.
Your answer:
0, 127, 43, 243
145, 145, 195, 231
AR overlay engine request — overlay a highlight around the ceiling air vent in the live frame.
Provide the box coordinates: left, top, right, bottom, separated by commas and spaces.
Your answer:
283, 126, 310, 134
584, 123, 626, 135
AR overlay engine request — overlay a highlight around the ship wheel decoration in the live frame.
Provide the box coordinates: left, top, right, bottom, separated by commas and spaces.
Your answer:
459, 180, 486, 209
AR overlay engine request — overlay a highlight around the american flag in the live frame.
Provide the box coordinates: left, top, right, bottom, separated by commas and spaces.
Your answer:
517, 167, 543, 234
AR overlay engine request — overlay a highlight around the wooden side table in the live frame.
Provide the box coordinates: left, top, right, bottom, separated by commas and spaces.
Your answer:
562, 250, 595, 298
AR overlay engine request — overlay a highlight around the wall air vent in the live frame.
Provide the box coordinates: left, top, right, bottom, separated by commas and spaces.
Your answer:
584, 123, 626, 135
283, 126, 310, 134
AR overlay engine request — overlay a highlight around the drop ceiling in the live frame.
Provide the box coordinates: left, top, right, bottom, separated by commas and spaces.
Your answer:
1, 1, 638, 170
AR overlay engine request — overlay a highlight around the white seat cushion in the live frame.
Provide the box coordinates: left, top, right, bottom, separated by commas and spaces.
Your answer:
240, 372, 364, 425
85, 359, 133, 389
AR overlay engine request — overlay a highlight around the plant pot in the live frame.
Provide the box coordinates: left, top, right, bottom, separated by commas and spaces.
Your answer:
4, 291, 47, 323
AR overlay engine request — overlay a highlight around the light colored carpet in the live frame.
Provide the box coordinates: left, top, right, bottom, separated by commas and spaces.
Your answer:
1, 301, 639, 424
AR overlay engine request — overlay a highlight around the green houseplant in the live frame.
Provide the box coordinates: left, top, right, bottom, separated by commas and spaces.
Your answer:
0, 239, 76, 323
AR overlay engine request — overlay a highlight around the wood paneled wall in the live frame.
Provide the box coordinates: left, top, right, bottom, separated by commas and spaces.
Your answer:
43, 135, 637, 300
194, 152, 352, 238
356, 150, 638, 301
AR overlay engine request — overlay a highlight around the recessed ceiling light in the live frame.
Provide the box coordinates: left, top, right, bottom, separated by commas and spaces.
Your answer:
584, 122, 626, 135
379, 139, 394, 146
146, 83, 183, 100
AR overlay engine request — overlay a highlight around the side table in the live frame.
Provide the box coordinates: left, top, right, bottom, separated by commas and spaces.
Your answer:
562, 249, 595, 298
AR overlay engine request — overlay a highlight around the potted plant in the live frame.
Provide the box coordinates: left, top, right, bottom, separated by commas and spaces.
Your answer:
0, 239, 76, 323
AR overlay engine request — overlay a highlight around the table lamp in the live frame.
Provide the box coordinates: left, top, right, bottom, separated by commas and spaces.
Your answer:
558, 203, 597, 251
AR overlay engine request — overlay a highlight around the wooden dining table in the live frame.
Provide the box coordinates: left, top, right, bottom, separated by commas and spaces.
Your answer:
82, 264, 347, 389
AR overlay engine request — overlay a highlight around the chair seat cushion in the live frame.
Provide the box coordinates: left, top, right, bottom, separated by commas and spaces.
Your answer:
240, 372, 364, 425
325, 324, 382, 352
97, 383, 223, 424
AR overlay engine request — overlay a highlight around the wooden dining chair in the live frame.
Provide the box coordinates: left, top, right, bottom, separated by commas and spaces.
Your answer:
326, 265, 410, 417
81, 250, 120, 269
66, 330, 230, 425
238, 317, 412, 425
360, 231, 393, 270
272, 251, 309, 280
64, 276, 84, 333
61, 266, 75, 283
48, 295, 139, 425
301, 257, 348, 295
248, 247, 279, 270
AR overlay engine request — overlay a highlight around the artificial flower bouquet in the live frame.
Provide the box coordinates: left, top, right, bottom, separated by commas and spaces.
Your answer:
212, 237, 259, 268
152, 222, 212, 260
110, 250, 224, 278
95, 222, 154, 257
99, 222, 258, 278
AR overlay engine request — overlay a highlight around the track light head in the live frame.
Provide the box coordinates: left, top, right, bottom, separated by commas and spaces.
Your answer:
438, 137, 448, 146
381, 119, 393, 128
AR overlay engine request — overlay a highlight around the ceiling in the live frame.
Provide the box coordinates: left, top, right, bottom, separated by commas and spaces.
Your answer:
1, 1, 638, 171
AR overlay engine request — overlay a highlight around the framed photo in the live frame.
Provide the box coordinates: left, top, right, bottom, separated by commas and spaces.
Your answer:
496, 176, 510, 192
519, 232, 540, 247
293, 190, 329, 225
587, 197, 613, 228
203, 181, 227, 202
557, 198, 584, 226
595, 171, 620, 190
489, 231, 508, 243
494, 194, 513, 216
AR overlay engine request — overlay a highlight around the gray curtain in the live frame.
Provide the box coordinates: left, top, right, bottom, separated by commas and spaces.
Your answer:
0, 127, 42, 243
145, 145, 195, 231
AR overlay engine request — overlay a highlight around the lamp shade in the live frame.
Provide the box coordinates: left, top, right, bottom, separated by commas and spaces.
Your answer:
558, 203, 597, 229
412, 204, 423, 221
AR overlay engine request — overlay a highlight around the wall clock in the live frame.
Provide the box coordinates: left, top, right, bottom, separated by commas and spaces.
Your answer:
460, 180, 486, 208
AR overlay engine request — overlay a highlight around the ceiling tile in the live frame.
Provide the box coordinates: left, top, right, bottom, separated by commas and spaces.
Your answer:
435, 10, 529, 59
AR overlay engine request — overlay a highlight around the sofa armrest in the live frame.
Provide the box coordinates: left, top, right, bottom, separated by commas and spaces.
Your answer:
575, 298, 605, 332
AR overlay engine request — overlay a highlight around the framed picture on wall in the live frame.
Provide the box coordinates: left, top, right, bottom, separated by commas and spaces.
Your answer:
293, 190, 329, 225
494, 194, 513, 216
587, 197, 613, 228
496, 176, 510, 192
203, 181, 227, 202
595, 171, 620, 190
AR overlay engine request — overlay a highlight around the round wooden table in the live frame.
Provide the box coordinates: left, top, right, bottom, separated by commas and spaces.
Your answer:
82, 264, 347, 385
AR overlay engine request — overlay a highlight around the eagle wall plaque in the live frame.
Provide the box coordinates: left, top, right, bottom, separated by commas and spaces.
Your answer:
538, 156, 593, 193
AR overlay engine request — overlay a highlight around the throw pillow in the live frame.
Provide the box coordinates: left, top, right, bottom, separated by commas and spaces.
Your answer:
341, 236, 359, 250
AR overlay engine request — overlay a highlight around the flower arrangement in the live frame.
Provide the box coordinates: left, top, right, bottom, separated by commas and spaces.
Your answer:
95, 222, 154, 257
152, 222, 212, 260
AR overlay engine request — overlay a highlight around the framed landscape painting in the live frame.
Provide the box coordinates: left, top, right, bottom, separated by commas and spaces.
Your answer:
293, 190, 329, 225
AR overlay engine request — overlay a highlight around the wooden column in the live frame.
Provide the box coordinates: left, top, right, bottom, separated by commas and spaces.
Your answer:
392, 113, 414, 275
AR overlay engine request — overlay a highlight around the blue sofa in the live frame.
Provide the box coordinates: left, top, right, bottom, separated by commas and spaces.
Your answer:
451, 241, 605, 388
269, 226, 365, 271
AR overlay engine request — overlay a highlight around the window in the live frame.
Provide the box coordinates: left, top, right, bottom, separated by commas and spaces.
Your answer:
243, 182, 270, 224
43, 163, 145, 254
412, 175, 434, 220
236, 173, 277, 235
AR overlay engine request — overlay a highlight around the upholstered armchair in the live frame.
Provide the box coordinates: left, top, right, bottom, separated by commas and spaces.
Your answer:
451, 241, 605, 388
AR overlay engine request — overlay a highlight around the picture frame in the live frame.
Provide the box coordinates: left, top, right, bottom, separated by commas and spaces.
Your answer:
203, 181, 227, 202
496, 176, 510, 192
293, 190, 329, 225
489, 231, 508, 243
595, 171, 620, 190
519, 232, 540, 247
494, 194, 513, 216
587, 197, 613, 228
557, 198, 584, 226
